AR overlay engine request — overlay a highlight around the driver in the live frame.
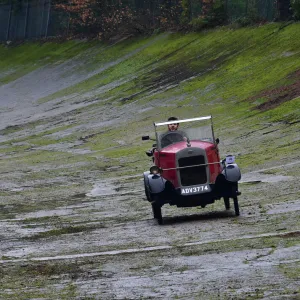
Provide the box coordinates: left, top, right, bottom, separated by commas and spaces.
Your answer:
160, 117, 188, 148
167, 117, 180, 131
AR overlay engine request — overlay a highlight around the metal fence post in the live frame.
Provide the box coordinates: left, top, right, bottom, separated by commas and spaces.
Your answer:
66, 11, 70, 36
45, 0, 51, 37
40, 0, 45, 37
6, 0, 12, 41
224, 0, 228, 22
24, 0, 29, 39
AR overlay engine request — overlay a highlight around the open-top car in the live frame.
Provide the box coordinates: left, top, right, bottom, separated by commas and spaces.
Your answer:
142, 116, 241, 224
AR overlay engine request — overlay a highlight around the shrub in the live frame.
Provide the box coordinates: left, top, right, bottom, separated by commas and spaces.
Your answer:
189, 17, 209, 31
180, 0, 191, 25
291, 0, 300, 19
188, 0, 226, 30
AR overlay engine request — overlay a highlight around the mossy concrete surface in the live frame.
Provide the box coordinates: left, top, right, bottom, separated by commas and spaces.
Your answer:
0, 23, 299, 299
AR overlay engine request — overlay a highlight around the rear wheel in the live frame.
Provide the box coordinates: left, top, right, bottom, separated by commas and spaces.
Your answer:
233, 197, 240, 216
224, 197, 230, 210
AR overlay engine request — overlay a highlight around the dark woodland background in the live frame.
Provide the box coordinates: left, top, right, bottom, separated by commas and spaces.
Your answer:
0, 0, 298, 41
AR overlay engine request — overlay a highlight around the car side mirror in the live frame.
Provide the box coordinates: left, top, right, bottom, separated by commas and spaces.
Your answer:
146, 150, 153, 157
215, 138, 220, 144
142, 136, 150, 141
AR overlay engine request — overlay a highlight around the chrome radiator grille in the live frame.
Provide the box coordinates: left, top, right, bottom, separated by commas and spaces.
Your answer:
178, 155, 207, 186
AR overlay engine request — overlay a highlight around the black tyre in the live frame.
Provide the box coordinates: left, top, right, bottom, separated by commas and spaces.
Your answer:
224, 197, 230, 210
151, 200, 163, 225
144, 179, 151, 201
233, 197, 240, 216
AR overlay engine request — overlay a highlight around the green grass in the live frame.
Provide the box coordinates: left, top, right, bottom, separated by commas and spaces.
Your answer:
0, 40, 98, 84
1, 23, 300, 173
279, 262, 300, 280
26, 224, 103, 240
262, 96, 300, 123
179, 233, 300, 257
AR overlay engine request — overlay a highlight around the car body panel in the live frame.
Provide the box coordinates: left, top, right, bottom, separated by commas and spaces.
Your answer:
154, 140, 221, 191
143, 116, 241, 212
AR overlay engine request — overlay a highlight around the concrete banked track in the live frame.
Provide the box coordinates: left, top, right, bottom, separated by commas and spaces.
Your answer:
0, 26, 299, 299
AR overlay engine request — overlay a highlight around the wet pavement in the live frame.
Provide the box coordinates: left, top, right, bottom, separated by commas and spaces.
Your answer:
1, 164, 299, 298
0, 40, 299, 299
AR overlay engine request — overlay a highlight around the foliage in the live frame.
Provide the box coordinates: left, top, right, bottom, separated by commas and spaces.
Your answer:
0, 0, 289, 40
228, 0, 266, 29
189, 17, 208, 30
54, 0, 97, 32
180, 0, 192, 24
158, 2, 182, 29
291, 0, 300, 19
187, 0, 226, 30
204, 0, 226, 26
99, 5, 135, 38
53, 0, 158, 37
230, 15, 260, 28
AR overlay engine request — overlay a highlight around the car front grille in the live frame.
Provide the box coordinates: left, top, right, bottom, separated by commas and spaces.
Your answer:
178, 155, 207, 186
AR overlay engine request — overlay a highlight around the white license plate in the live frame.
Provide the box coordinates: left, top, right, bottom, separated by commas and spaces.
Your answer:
181, 185, 210, 195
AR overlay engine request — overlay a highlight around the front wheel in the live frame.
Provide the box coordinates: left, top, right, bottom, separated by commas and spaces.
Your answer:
233, 197, 240, 216
151, 200, 163, 225
224, 197, 230, 210
144, 179, 151, 201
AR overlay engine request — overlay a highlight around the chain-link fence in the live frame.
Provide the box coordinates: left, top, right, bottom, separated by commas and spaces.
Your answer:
0, 0, 70, 41
226, 0, 277, 21
0, 0, 286, 41
0, 3, 10, 40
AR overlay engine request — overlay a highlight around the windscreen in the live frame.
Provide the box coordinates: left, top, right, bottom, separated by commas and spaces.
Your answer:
184, 125, 213, 142
155, 118, 214, 149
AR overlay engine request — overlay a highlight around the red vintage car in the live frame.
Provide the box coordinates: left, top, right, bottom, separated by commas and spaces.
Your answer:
142, 116, 241, 224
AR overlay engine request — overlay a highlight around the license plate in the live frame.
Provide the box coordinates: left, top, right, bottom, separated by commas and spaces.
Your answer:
181, 185, 210, 195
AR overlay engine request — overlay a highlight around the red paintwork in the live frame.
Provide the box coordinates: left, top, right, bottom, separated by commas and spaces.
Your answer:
154, 140, 221, 189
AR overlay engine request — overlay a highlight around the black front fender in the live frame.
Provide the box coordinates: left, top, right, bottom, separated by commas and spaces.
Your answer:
144, 172, 166, 194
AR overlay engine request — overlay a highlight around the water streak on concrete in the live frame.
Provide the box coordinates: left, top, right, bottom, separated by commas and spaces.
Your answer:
1, 230, 299, 264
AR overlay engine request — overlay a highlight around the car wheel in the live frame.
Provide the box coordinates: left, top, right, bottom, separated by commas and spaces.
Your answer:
224, 197, 230, 210
151, 198, 163, 225
144, 179, 151, 201
233, 197, 240, 216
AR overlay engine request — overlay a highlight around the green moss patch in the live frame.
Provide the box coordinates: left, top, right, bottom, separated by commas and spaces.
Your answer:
179, 233, 300, 257
0, 40, 97, 84
247, 69, 300, 111
26, 224, 104, 240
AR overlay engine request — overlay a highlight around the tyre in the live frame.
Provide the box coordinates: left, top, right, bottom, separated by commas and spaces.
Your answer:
151, 197, 163, 225
144, 179, 151, 201
233, 197, 240, 216
224, 197, 230, 210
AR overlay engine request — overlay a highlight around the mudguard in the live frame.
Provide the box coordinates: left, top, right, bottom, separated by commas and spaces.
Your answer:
222, 163, 241, 182
143, 171, 166, 194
